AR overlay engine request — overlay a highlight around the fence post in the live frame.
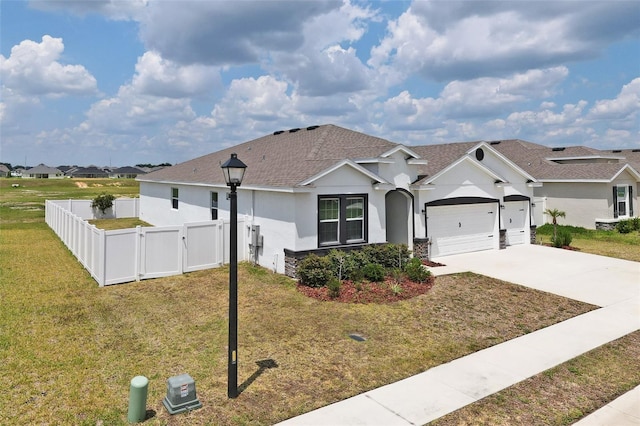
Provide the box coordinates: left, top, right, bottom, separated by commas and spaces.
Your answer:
135, 226, 141, 282
99, 229, 106, 287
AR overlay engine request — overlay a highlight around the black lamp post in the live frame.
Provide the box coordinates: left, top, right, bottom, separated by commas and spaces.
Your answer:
221, 153, 247, 399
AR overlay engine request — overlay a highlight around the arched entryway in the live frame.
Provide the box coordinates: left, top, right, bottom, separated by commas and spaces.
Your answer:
385, 189, 414, 247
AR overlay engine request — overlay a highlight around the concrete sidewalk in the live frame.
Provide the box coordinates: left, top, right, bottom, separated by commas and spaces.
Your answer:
574, 385, 640, 425
276, 246, 639, 426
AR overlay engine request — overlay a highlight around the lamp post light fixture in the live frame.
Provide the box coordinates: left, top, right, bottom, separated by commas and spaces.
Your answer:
221, 153, 247, 399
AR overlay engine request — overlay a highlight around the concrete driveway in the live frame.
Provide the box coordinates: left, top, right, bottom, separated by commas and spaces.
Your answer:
431, 244, 640, 307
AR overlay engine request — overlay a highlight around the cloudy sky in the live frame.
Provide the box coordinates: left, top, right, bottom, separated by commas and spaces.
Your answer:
1, 0, 639, 167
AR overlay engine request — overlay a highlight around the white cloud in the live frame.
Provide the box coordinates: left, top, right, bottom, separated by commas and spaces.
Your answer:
80, 85, 195, 133
371, 1, 638, 83
587, 77, 640, 121
0, 35, 98, 97
131, 51, 221, 99
212, 75, 295, 125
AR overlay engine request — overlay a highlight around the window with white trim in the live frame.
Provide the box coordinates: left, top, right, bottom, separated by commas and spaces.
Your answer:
614, 184, 634, 218
171, 187, 179, 209
318, 194, 367, 246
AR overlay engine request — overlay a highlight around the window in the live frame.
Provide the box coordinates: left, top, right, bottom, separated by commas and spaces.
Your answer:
613, 185, 634, 218
345, 197, 364, 242
211, 192, 218, 220
171, 187, 179, 209
318, 194, 367, 246
319, 198, 339, 244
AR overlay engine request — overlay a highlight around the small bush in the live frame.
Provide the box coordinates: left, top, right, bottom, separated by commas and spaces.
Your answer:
326, 249, 367, 281
404, 257, 431, 283
552, 228, 573, 248
91, 193, 115, 214
327, 278, 341, 298
363, 263, 385, 282
361, 244, 410, 269
616, 218, 640, 234
349, 268, 365, 283
297, 254, 332, 288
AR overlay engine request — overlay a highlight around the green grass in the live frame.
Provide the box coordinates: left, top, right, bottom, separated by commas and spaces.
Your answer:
0, 223, 595, 425
0, 178, 139, 226
537, 224, 640, 262
431, 331, 640, 426
88, 218, 152, 230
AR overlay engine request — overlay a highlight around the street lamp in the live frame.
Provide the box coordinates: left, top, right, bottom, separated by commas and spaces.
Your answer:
221, 153, 247, 399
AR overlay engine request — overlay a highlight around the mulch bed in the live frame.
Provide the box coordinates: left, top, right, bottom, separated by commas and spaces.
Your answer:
541, 243, 581, 251
297, 276, 435, 304
423, 259, 446, 267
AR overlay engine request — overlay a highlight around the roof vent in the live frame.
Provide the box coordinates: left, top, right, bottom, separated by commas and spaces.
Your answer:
289, 128, 301, 133
489, 141, 501, 145
306, 125, 319, 131
551, 147, 565, 152
273, 130, 284, 135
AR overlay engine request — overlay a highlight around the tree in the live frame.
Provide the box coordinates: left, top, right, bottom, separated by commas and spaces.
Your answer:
91, 193, 115, 215
544, 208, 566, 242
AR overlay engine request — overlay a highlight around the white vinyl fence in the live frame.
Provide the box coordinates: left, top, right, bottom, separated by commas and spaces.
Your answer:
45, 199, 248, 286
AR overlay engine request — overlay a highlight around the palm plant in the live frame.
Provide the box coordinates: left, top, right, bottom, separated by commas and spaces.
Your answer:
544, 208, 566, 242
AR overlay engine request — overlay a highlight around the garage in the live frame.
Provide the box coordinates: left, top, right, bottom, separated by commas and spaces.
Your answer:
426, 198, 499, 257
503, 195, 529, 246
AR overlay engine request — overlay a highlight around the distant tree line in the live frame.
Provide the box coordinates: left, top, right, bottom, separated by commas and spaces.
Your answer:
136, 163, 173, 168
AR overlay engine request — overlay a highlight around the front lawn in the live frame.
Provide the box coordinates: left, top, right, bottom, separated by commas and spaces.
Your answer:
0, 223, 594, 425
536, 224, 640, 262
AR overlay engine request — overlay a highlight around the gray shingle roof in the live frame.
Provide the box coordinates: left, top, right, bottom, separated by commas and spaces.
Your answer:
26, 164, 63, 175
140, 124, 398, 187
140, 125, 640, 188
488, 140, 638, 181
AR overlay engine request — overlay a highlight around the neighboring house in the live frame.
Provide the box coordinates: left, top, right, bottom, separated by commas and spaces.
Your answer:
484, 141, 640, 230
109, 166, 146, 179
11, 168, 26, 177
138, 125, 538, 276
23, 164, 65, 179
0, 164, 10, 177
68, 166, 109, 178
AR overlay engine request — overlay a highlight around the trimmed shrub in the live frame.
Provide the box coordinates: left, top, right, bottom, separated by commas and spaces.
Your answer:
361, 244, 411, 269
297, 254, 332, 287
404, 257, 431, 283
327, 278, 341, 298
552, 228, 573, 248
363, 263, 385, 282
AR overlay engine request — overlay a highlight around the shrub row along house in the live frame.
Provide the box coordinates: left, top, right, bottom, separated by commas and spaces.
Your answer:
137, 124, 639, 276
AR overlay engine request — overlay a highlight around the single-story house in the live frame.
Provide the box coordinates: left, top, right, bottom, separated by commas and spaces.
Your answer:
109, 166, 146, 179
68, 166, 109, 178
484, 141, 640, 230
0, 164, 10, 177
138, 124, 538, 276
23, 164, 65, 179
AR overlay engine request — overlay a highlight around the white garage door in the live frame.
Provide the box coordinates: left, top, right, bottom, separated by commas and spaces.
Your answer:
503, 201, 527, 245
428, 203, 498, 257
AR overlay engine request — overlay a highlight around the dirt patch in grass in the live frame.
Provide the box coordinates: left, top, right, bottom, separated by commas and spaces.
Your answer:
430, 330, 640, 426
75, 181, 88, 188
